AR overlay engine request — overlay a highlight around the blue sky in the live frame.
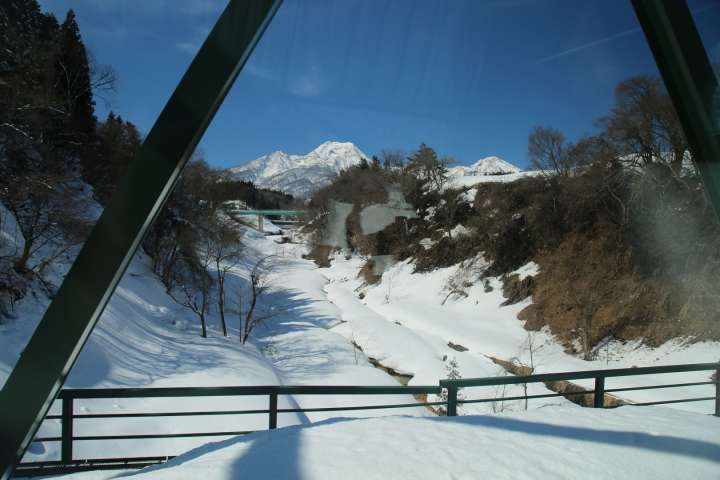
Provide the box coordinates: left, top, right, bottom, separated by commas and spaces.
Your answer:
39, 0, 720, 169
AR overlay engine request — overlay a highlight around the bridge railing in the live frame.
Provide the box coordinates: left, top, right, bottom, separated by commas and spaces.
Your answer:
16, 362, 719, 477
440, 362, 720, 416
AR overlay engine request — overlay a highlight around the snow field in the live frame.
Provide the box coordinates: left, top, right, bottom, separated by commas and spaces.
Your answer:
324, 254, 719, 414
62, 406, 720, 480
4, 183, 719, 477
13, 226, 426, 464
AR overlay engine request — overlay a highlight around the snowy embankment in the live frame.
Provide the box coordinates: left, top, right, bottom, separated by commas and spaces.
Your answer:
1, 204, 422, 463
3, 185, 718, 478
66, 406, 720, 480
323, 254, 719, 414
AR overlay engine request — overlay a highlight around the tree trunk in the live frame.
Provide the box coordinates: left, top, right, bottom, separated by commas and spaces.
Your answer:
14, 240, 32, 273
200, 312, 207, 338
217, 269, 227, 337
219, 288, 227, 337
243, 294, 258, 344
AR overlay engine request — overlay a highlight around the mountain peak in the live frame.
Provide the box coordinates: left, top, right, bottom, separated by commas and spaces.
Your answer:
228, 141, 368, 198
452, 156, 521, 176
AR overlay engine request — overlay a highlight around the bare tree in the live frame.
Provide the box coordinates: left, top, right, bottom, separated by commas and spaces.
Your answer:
491, 369, 510, 414
380, 149, 405, 170
208, 223, 244, 337
518, 332, 540, 410
168, 273, 212, 338
55, 52, 117, 121
237, 255, 279, 344
167, 236, 215, 338
528, 126, 573, 176
598, 76, 687, 176
0, 174, 91, 273
88, 51, 118, 107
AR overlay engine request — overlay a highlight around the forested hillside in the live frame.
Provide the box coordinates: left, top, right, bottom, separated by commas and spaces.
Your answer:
1, 0, 130, 319
0, 0, 294, 325
306, 74, 720, 357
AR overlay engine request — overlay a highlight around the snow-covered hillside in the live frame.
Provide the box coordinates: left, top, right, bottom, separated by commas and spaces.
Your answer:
2, 207, 423, 463
26, 230, 719, 478
3, 179, 718, 478
449, 156, 522, 177
323, 254, 719, 414
445, 156, 543, 191
229, 141, 368, 198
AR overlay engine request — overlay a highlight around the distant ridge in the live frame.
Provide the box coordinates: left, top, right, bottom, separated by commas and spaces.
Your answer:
228, 141, 368, 198
450, 156, 522, 177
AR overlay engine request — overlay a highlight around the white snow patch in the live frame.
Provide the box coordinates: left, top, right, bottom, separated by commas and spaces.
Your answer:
448, 224, 471, 238
77, 406, 720, 480
321, 255, 720, 414
511, 261, 540, 280
419, 238, 434, 250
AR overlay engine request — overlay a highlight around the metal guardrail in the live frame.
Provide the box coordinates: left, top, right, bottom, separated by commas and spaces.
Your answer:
228, 210, 306, 217
15, 362, 719, 477
440, 362, 720, 417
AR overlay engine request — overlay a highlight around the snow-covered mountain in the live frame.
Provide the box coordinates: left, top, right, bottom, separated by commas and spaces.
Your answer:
228, 141, 369, 198
450, 156, 521, 177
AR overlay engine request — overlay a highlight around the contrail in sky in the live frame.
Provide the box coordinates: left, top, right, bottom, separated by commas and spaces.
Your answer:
536, 2, 720, 65
536, 27, 639, 64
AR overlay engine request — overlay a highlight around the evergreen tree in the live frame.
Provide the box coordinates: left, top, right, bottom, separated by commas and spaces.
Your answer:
57, 9, 96, 136
405, 143, 451, 192
94, 112, 142, 201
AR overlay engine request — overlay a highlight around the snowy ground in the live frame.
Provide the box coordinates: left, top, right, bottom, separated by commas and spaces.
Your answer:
2, 194, 718, 477
3, 217, 423, 464
447, 169, 543, 190
323, 254, 720, 414
50, 406, 720, 480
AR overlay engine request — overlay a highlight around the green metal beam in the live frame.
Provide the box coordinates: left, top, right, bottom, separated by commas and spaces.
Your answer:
632, 0, 720, 219
0, 1, 282, 478
230, 209, 306, 216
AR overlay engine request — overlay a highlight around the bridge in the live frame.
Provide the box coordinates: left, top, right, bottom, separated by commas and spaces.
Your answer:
225, 208, 306, 232
230, 210, 305, 217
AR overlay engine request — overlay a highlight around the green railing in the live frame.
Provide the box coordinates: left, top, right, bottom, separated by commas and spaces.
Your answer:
15, 362, 719, 477
440, 362, 720, 417
225, 209, 306, 217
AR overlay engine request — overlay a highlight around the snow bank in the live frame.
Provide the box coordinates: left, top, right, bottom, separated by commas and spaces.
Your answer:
511, 261, 540, 280
447, 169, 543, 190
324, 255, 719, 414
15, 227, 431, 463
19, 253, 292, 462
75, 406, 720, 480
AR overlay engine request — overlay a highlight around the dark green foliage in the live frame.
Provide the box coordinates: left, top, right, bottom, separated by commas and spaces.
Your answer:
57, 10, 96, 137
0, 1, 133, 315
405, 143, 452, 193
210, 179, 294, 210
92, 112, 142, 202
309, 163, 391, 212
0, 1, 130, 204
